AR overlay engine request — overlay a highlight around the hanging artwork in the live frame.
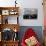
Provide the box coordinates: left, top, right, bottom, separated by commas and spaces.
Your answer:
23, 8, 38, 19
2, 10, 9, 15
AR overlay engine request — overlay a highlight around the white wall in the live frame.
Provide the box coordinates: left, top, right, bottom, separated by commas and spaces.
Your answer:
0, 0, 44, 26
18, 0, 44, 26
0, 0, 15, 7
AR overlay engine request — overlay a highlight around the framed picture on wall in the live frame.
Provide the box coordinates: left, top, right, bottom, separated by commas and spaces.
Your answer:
2, 10, 9, 15
23, 8, 38, 19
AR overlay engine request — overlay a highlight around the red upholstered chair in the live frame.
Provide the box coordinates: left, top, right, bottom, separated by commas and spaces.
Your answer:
21, 28, 41, 46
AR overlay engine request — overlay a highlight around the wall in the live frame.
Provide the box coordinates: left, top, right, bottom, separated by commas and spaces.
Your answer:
0, 0, 15, 7
18, 0, 44, 26
0, 0, 44, 26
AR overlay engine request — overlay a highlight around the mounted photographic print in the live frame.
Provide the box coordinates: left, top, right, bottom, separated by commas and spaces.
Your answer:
2, 10, 9, 15
23, 8, 38, 19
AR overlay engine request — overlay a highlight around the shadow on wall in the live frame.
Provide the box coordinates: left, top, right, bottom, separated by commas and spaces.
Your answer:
18, 26, 43, 44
